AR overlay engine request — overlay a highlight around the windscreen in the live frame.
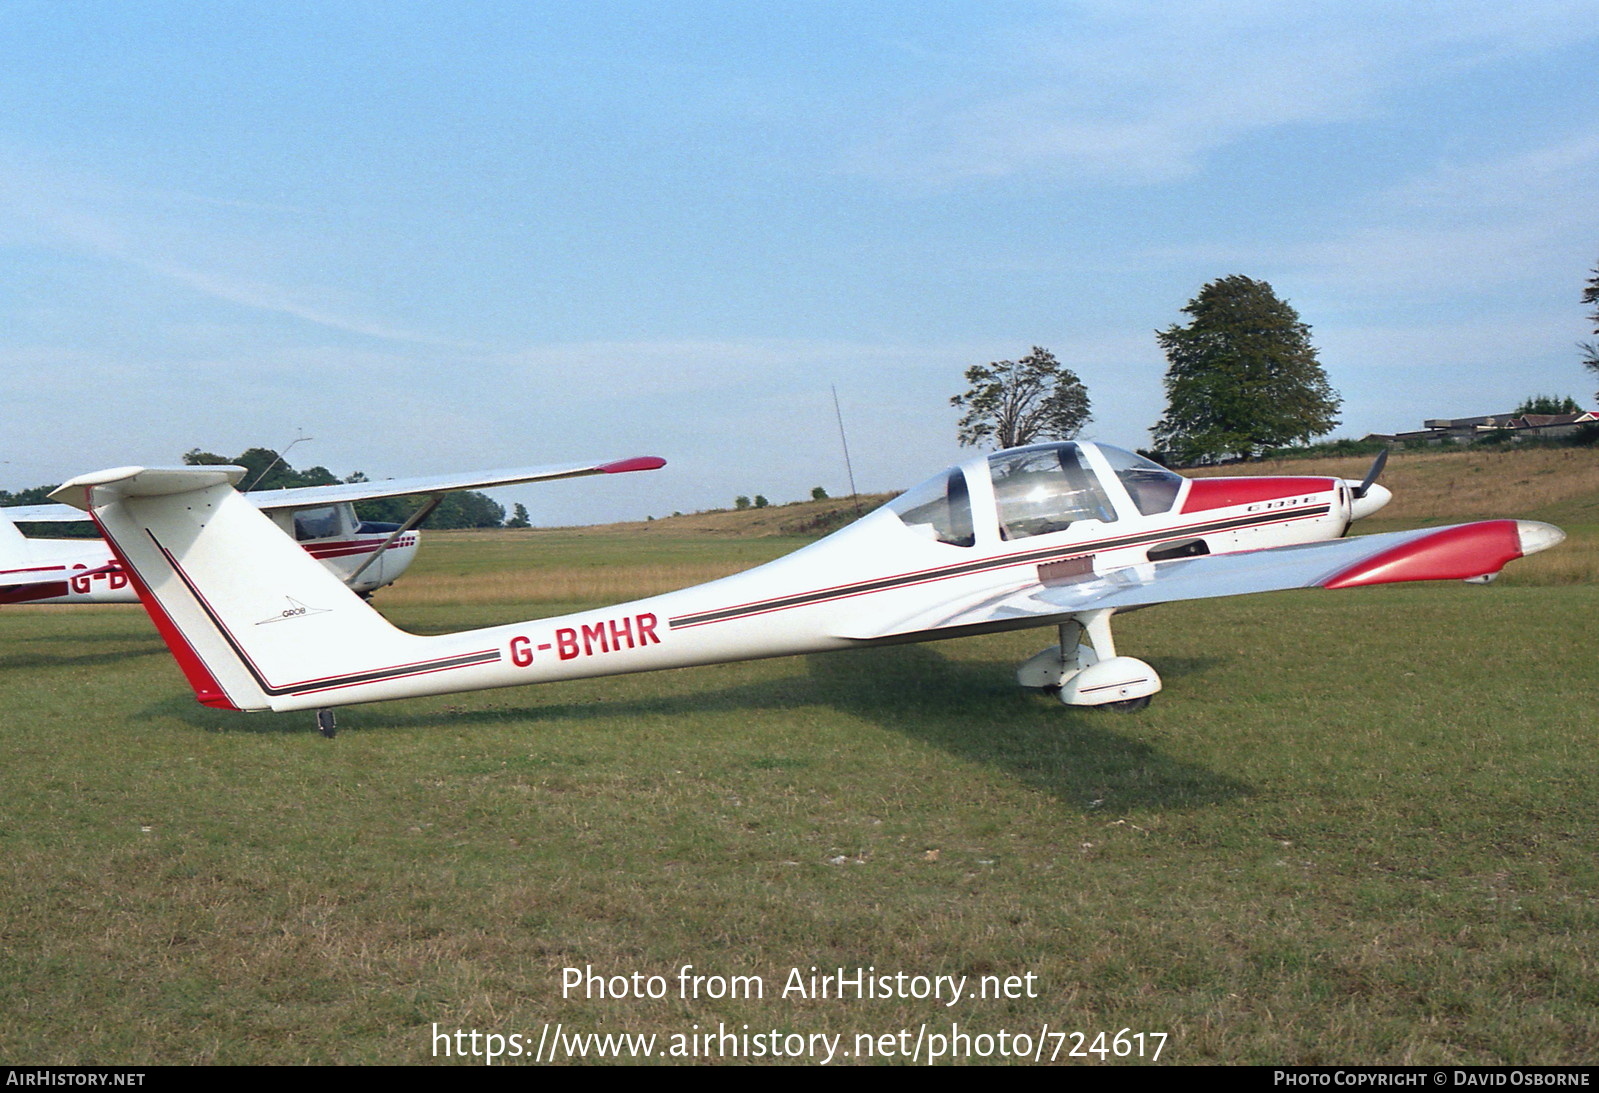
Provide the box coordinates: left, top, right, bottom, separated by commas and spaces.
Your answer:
1096, 445, 1184, 516
292, 505, 343, 542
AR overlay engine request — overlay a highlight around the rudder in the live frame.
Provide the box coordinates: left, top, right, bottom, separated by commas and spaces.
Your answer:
52, 466, 420, 712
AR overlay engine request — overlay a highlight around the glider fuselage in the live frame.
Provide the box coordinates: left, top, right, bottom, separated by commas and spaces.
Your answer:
55, 441, 1555, 721
393, 449, 1357, 695
91, 444, 1365, 711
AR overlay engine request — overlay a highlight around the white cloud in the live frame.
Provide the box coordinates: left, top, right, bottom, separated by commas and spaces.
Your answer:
849, 2, 1599, 186
0, 156, 459, 347
1302, 133, 1599, 304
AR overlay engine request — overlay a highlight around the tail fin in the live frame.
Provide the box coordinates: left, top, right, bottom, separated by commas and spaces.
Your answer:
52, 466, 426, 711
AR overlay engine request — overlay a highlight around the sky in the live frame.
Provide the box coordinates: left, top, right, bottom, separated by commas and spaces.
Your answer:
2, 1, 1596, 525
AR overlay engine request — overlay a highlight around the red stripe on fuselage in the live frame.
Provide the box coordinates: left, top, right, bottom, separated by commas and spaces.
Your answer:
1181, 477, 1336, 514
0, 564, 69, 578
300, 536, 415, 561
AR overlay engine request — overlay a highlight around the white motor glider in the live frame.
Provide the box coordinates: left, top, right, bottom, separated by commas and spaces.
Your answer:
51, 442, 1561, 734
2, 457, 663, 606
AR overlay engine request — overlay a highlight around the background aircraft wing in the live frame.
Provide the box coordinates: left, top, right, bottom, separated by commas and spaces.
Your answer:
2, 503, 85, 523
846, 520, 1564, 641
6, 457, 665, 521
236, 456, 666, 511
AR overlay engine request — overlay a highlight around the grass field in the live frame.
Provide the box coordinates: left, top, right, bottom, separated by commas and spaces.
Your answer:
2, 448, 1595, 1065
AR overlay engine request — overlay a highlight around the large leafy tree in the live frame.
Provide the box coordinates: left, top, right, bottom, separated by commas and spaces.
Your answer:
1582, 258, 1599, 401
1153, 276, 1340, 463
950, 346, 1091, 449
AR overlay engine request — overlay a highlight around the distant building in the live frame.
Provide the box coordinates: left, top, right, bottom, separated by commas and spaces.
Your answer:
1364, 411, 1598, 447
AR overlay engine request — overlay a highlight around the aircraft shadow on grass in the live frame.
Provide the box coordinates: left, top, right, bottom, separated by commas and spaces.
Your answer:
0, 630, 167, 672
138, 642, 1246, 812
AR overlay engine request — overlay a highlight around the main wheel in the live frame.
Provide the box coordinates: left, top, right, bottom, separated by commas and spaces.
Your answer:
1102, 694, 1151, 712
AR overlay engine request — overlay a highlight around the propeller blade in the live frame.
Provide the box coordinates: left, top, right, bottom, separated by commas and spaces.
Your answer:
1352, 448, 1388, 500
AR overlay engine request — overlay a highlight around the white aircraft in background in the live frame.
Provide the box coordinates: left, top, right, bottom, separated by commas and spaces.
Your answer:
50, 441, 1561, 734
1, 457, 664, 606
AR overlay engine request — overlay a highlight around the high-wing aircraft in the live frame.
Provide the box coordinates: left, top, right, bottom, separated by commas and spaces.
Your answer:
50, 441, 1562, 734
1, 457, 664, 606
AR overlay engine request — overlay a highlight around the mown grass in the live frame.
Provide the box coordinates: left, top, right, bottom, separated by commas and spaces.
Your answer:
2, 452, 1596, 1065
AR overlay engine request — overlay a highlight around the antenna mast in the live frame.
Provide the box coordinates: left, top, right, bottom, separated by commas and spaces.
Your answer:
831, 385, 862, 517
245, 430, 315, 491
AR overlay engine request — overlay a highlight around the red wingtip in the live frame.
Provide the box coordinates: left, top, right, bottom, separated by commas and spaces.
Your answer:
1321, 520, 1523, 589
598, 456, 667, 474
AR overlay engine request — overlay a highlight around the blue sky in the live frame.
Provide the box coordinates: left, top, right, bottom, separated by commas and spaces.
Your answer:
3, 1, 1596, 524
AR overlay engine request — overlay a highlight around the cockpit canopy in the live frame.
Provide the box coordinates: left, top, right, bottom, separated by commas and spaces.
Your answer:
886, 442, 1183, 547
989, 444, 1116, 539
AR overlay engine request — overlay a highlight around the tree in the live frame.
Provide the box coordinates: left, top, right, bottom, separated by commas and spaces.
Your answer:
1152, 276, 1341, 463
426, 492, 504, 528
810, 486, 829, 501
950, 347, 1091, 449
183, 447, 336, 491
1513, 394, 1580, 415
505, 503, 531, 528
1582, 258, 1599, 401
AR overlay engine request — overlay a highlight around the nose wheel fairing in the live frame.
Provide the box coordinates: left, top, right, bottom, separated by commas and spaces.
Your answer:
1016, 611, 1162, 709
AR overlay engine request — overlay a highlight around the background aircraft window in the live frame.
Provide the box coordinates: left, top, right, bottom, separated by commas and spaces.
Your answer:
1097, 445, 1184, 516
292, 505, 341, 542
885, 469, 975, 547
990, 444, 1117, 540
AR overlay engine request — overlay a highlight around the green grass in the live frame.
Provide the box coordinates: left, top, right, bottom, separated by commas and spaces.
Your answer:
6, 572, 1592, 1067
2, 532, 1596, 1065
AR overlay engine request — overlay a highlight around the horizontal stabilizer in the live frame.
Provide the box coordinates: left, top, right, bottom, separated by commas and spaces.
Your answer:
49, 466, 246, 509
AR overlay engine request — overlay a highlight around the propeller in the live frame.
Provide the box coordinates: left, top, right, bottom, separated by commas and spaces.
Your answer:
1351, 448, 1388, 500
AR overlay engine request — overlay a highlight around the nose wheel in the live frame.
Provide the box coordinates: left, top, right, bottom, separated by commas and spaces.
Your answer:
316, 709, 337, 737
1016, 611, 1161, 710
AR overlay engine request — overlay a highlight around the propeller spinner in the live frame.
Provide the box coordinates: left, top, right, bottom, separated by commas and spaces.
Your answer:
1347, 449, 1392, 520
